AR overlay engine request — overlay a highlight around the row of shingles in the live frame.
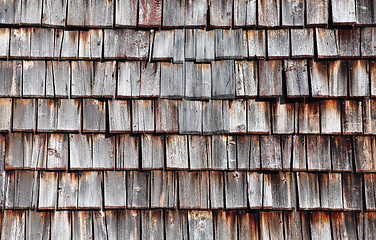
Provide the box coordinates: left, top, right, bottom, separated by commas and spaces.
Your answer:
3, 209, 374, 240
1, 170, 368, 211
2, 131, 375, 172
4, 27, 376, 61
0, 0, 374, 28
0, 58, 374, 100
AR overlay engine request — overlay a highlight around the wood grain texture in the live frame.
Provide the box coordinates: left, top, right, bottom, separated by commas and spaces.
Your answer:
202, 100, 229, 134
342, 100, 363, 135
235, 61, 258, 97
310, 60, 329, 97
331, 0, 356, 25
108, 100, 131, 133
297, 172, 320, 210
258, 0, 280, 27
234, 0, 256, 27
82, 99, 106, 133
166, 135, 188, 169
290, 28, 314, 58
342, 173, 362, 210
188, 211, 214, 240
1, 210, 25, 240
26, 211, 50, 240
92, 134, 115, 170
260, 135, 282, 170
0, 61, 22, 97
196, 29, 215, 62
132, 100, 155, 133
225, 172, 247, 209
209, 0, 232, 27
281, 0, 303, 26
331, 136, 353, 172
127, 171, 150, 208
22, 61, 45, 97
362, 28, 376, 57
10, 28, 31, 58
185, 62, 211, 100
310, 212, 332, 240
139, 0, 162, 27
115, 0, 138, 27
212, 60, 235, 99
150, 171, 177, 208
179, 171, 210, 209
30, 28, 54, 58
272, 99, 295, 134
237, 135, 260, 170
78, 171, 102, 209
58, 172, 78, 209
42, 0, 67, 26
0, 98, 11, 132
47, 133, 69, 170
51, 211, 71, 240
364, 98, 376, 134
285, 60, 309, 97
306, 0, 328, 26
355, 136, 375, 172
78, 30, 103, 60
214, 211, 238, 240
189, 135, 211, 170
38, 171, 58, 210
307, 135, 331, 171
349, 60, 369, 97
215, 29, 246, 59
116, 134, 139, 170
258, 60, 283, 97
45, 61, 70, 98
247, 30, 266, 58
228, 100, 246, 133
320, 100, 341, 134
153, 30, 173, 60
104, 171, 126, 208
319, 173, 343, 210
12, 99, 36, 132
316, 28, 339, 58
267, 29, 289, 59
365, 174, 376, 210
338, 29, 360, 57
328, 60, 348, 97
297, 101, 320, 134
160, 63, 184, 98
155, 99, 179, 133
260, 212, 284, 240
179, 100, 203, 134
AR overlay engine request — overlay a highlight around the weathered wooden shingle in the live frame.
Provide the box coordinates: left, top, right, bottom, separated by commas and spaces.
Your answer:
10, 28, 31, 58
38, 171, 58, 210
47, 133, 69, 170
281, 0, 303, 26
1, 210, 25, 239
45, 61, 70, 98
328, 60, 348, 97
166, 135, 188, 169
67, 0, 113, 27
235, 61, 258, 97
202, 100, 229, 134
51, 211, 71, 239
225, 172, 247, 209
13, 99, 36, 132
141, 135, 164, 169
155, 99, 179, 133
104, 171, 126, 209
259, 60, 283, 97
362, 28, 376, 57
0, 28, 9, 58
160, 63, 184, 99
22, 61, 45, 97
58, 172, 78, 209
138, 0, 162, 27
209, 0, 232, 27
212, 60, 235, 99
234, 0, 256, 27
30, 28, 54, 58
307, 135, 331, 171
196, 29, 215, 62
365, 174, 376, 210
331, 136, 353, 172
179, 100, 202, 134
150, 171, 177, 208
0, 60, 22, 97
26, 211, 50, 240
214, 211, 238, 240
82, 99, 106, 133
59, 30, 79, 59
132, 100, 155, 133
355, 136, 376, 172
260, 211, 284, 240
298, 101, 320, 134
310, 60, 329, 97
72, 211, 93, 240
42, 0, 67, 26
108, 100, 131, 133
116, 134, 139, 170
258, 0, 280, 27
260, 135, 282, 170
364, 98, 376, 134
319, 173, 343, 210
78, 171, 102, 209
127, 171, 150, 208
272, 99, 295, 134
188, 211, 214, 239
185, 62, 211, 100
188, 135, 211, 170
247, 30, 266, 58
285, 60, 309, 97
306, 0, 328, 26
316, 28, 339, 58
290, 29, 314, 58
78, 30, 103, 60
349, 60, 369, 97
69, 134, 92, 170
310, 212, 332, 240
338, 29, 360, 57
215, 29, 246, 59
342, 100, 363, 135
115, 0, 138, 27
263, 172, 294, 209
267, 29, 289, 59
179, 171, 209, 209
297, 172, 320, 210
0, 98, 12, 132
320, 100, 341, 134
152, 30, 174, 60
331, 0, 356, 25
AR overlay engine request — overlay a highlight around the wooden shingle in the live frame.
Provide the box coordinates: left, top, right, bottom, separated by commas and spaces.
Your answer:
285, 60, 309, 97
355, 136, 375, 172
45, 61, 70, 98
272, 99, 295, 134
260, 135, 282, 170
10, 28, 31, 58
234, 0, 256, 27
320, 100, 341, 134
155, 99, 179, 133
67, 0, 113, 27
0, 60, 22, 97
214, 211, 238, 240
281, 0, 303, 26
290, 29, 314, 58
150, 171, 177, 208
51, 211, 71, 239
316, 28, 339, 58
364, 98, 376, 134
237, 135, 260, 170
165, 210, 188, 240
59, 30, 79, 59
185, 62, 211, 100
139, 61, 161, 97
0, 98, 11, 132
47, 133, 69, 170
247, 30, 266, 58
162, 0, 185, 27
104, 171, 126, 209
209, 0, 232, 27
331, 136, 353, 172
142, 210, 164, 240
331, 0, 356, 25
42, 0, 66, 26
132, 100, 155, 133
179, 100, 202, 134
349, 60, 370, 97
72, 211, 93, 239
153, 30, 174, 60
141, 134, 164, 169
166, 135, 188, 169
0, 28, 9, 58
82, 99, 106, 133
179, 171, 209, 209
260, 212, 284, 240
292, 135, 306, 171
263, 172, 294, 210
195, 29, 215, 62
215, 29, 246, 59
58, 172, 78, 209
247, 100, 270, 133
209, 171, 225, 208
328, 60, 348, 97
235, 61, 258, 97
1, 210, 25, 240
258, 60, 283, 97
30, 28, 54, 58
38, 171, 57, 210
267, 29, 289, 59
298, 101, 320, 134
185, 29, 196, 60
212, 60, 235, 99
78, 30, 103, 60
138, 0, 162, 27
225, 172, 247, 209
115, 0, 138, 27
338, 29, 360, 57
306, 0, 328, 26
92, 134, 115, 170
229, 100, 246, 133
342, 173, 363, 210
69, 134, 92, 170
78, 171, 102, 209
342, 100, 363, 135
258, 0, 280, 27
331, 212, 359, 240
310, 212, 332, 240
210, 135, 231, 170
364, 174, 376, 210
297, 172, 320, 210
26, 211, 50, 240
117, 61, 140, 98
108, 100, 131, 133
185, 0, 207, 27
310, 60, 329, 97
202, 100, 229, 134
189, 135, 211, 170
361, 28, 376, 57
188, 211, 214, 239
160, 63, 184, 99
247, 172, 263, 208
13, 98, 36, 132
173, 29, 184, 63
116, 134, 139, 170
22, 60, 45, 97
319, 173, 343, 210
307, 135, 331, 171
127, 171, 150, 209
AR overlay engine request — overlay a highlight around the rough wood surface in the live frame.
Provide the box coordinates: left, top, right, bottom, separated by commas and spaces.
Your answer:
297, 172, 320, 210
108, 100, 131, 133
306, 135, 331, 171
310, 60, 329, 97
185, 62, 211, 100
202, 100, 229, 135
45, 61, 70, 98
139, 0, 162, 27
331, 136, 353, 172
273, 99, 295, 134
22, 61, 45, 97
209, 0, 232, 27
141, 135, 164, 169
13, 99, 36, 132
189, 135, 211, 170
127, 171, 150, 208
214, 211, 238, 240
259, 60, 283, 97
188, 211, 214, 240
132, 100, 155, 133
0, 98, 11, 132
150, 171, 177, 208
260, 212, 284, 240
349, 60, 369, 97
282, 0, 303, 26
258, 0, 280, 27
331, 0, 356, 25
316, 28, 339, 58
235, 61, 258, 97
285, 60, 309, 97
320, 100, 341, 134
38, 171, 58, 210
160, 63, 184, 98
290, 29, 314, 57
116, 135, 139, 170
78, 171, 102, 209
228, 100, 246, 133
234, 0, 256, 27
306, 0, 328, 26
115, 0, 138, 27
104, 171, 126, 208
298, 101, 320, 134
165, 210, 188, 240
0, 61, 22, 97
92, 135, 115, 170
267, 29, 289, 59
2, 210, 25, 239
319, 173, 343, 210
310, 212, 332, 240
342, 100, 363, 135
209, 171, 224, 208
78, 30, 103, 60
155, 99, 179, 133
166, 135, 189, 169
82, 99, 106, 133
179, 100, 203, 134
212, 60, 235, 99
261, 135, 282, 170
215, 29, 246, 59
58, 172, 78, 209
328, 60, 348, 97
225, 172, 247, 209
196, 29, 215, 62
338, 29, 360, 57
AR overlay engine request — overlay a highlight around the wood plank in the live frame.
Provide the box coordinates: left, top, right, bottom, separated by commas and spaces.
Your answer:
58, 172, 78, 209
0, 98, 11, 131
188, 211, 214, 240
210, 135, 230, 170
20, 0, 42, 25
342, 173, 363, 210
1, 210, 25, 240
365, 212, 376, 240
0, 60, 22, 97
228, 100, 246, 133
283, 212, 306, 240
115, 0, 137, 27
297, 101, 320, 134
185, 0, 207, 27
117, 61, 139, 97
127, 171, 150, 208
320, 100, 341, 134
202, 100, 229, 134
139, 61, 160, 97
258, 0, 280, 27
166, 135, 189, 169
142, 210, 164, 240
189, 135, 211, 170
215, 29, 246, 59
36, 99, 57, 132
92, 134, 115, 170
0, 28, 9, 58
261, 135, 282, 170
364, 174, 376, 210
260, 212, 284, 240
108, 100, 131, 133
247, 30, 266, 58
310, 212, 332, 240
247, 99, 271, 133
209, 0, 232, 27
160, 62, 184, 98
185, 62, 211, 100
165, 210, 188, 240
0, 0, 19, 25
212, 60, 235, 99
10, 28, 31, 58
114, 210, 140, 239
263, 172, 293, 209
69, 134, 92, 170
209, 171, 224, 208
349, 60, 370, 97
38, 171, 57, 210
22, 61, 45, 97
45, 61, 70, 98
225, 172, 247, 209
14, 171, 38, 208
195, 29, 215, 62
306, 135, 331, 171
26, 134, 47, 170
47, 133, 69, 170
150, 171, 177, 208
272, 99, 295, 134
93, 211, 108, 240
214, 211, 237, 240
5, 133, 28, 169
328, 61, 348, 97
258, 60, 283, 97
72, 211, 93, 240
155, 99, 179, 133
12, 98, 36, 132
42, 0, 66, 26
132, 100, 155, 133
342, 100, 363, 135
267, 29, 289, 59
281, 0, 303, 26
104, 171, 126, 208
331, 212, 358, 240
138, 0, 162, 27
237, 135, 260, 170
82, 99, 106, 133
71, 0, 113, 27
364, 98, 376, 134
78, 30, 103, 60
357, 0, 376, 25
238, 211, 259, 239
71, 61, 94, 97
338, 29, 361, 57
316, 28, 339, 58
26, 211, 50, 240
116, 134, 139, 170
309, 60, 329, 97
234, 0, 256, 27
297, 172, 320, 210
162, 0, 185, 27
141, 135, 164, 170
126, 30, 150, 60
30, 28, 54, 58
92, 61, 116, 98
152, 30, 173, 60
331, 136, 353, 172
331, 0, 356, 25
362, 28, 376, 57
235, 61, 258, 97
59, 30, 79, 59
51, 211, 71, 240
281, 135, 293, 170
319, 173, 343, 210
185, 29, 196, 60
290, 28, 314, 58
355, 136, 375, 172
179, 100, 203, 134
78, 171, 102, 209
306, 0, 328, 26
103, 29, 127, 59
285, 60, 309, 97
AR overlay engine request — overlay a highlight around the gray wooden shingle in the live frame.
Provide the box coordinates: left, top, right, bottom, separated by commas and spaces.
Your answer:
150, 171, 177, 208
291, 29, 314, 58
10, 28, 31, 58
292, 135, 306, 171
202, 100, 229, 134
71, 61, 94, 97
67, 0, 113, 27
78, 30, 103, 60
162, 0, 185, 27
127, 171, 150, 208
328, 60, 347, 97
138, 0, 162, 27
331, 0, 356, 25
155, 99, 179, 133
307, 135, 331, 171
238, 211, 259, 240
78, 171, 102, 209
258, 0, 280, 27
92, 134, 115, 170
0, 28, 9, 58
160, 63, 184, 99
258, 60, 283, 97
92, 61, 116, 98
0, 60, 22, 97
235, 61, 258, 97
338, 29, 360, 57
260, 135, 282, 170
331, 212, 358, 240
320, 100, 341, 134
342, 173, 363, 210
51, 211, 71, 239
45, 61, 70, 98
364, 98, 376, 134
153, 30, 174, 60
72, 211, 93, 240
141, 134, 164, 169
267, 29, 289, 59
104, 171, 126, 208
210, 135, 230, 170
26, 211, 50, 240
47, 133, 69, 170
103, 29, 127, 59
234, 0, 256, 27
342, 100, 363, 135
297, 172, 320, 210
281, 0, 303, 26
215, 29, 246, 59
22, 60, 45, 97
247, 30, 266, 58
115, 0, 138, 27
229, 100, 246, 133
237, 136, 260, 170
185, 62, 211, 100
285, 60, 309, 97
69, 134, 92, 170
364, 174, 376, 210
82, 99, 106, 133
214, 211, 238, 240
316, 28, 339, 58
306, 0, 328, 26
58, 172, 78, 209
263, 172, 294, 209
165, 210, 188, 240
116, 134, 139, 170
38, 171, 58, 210
139, 61, 160, 97
355, 136, 375, 172
59, 30, 79, 59
212, 60, 235, 99
185, 0, 207, 27
1, 210, 26, 240
0, 98, 11, 132
42, 0, 66, 26
179, 100, 203, 134
0, 0, 19, 25
142, 210, 164, 240
272, 99, 295, 134
30, 28, 54, 58
173, 29, 185, 63
209, 171, 224, 208
108, 100, 131, 133
246, 172, 263, 208
319, 173, 343, 210
189, 135, 211, 170
20, 0, 42, 25
310, 60, 329, 97
117, 61, 140, 98
310, 212, 332, 240
298, 101, 320, 134
5, 171, 38, 209
349, 60, 369, 97
362, 28, 376, 57
331, 136, 353, 172
13, 98, 36, 132
166, 135, 189, 169
209, 0, 232, 27
260, 212, 284, 240
196, 29, 215, 62
357, 0, 376, 25
225, 172, 247, 209
188, 211, 214, 240
132, 100, 155, 133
